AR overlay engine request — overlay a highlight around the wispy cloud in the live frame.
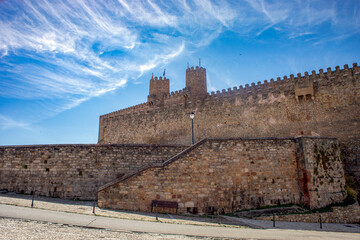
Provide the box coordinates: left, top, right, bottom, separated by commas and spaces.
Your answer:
0, 0, 359, 129
0, 1, 234, 102
244, 0, 359, 40
0, 114, 31, 130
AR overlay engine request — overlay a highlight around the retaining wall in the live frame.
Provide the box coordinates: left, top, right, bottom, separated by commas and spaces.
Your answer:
0, 144, 187, 200
98, 137, 345, 214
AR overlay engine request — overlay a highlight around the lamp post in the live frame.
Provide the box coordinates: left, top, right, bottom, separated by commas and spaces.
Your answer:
190, 112, 195, 144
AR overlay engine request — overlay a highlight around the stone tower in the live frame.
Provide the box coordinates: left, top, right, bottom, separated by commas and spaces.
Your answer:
148, 76, 169, 105
185, 66, 207, 100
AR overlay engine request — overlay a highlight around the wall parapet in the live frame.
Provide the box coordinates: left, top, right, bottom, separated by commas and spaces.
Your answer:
0, 143, 187, 149
0, 144, 188, 200
103, 63, 358, 117
207, 63, 358, 100
100, 102, 149, 119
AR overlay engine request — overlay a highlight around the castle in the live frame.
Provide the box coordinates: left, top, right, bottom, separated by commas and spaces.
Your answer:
1, 63, 359, 215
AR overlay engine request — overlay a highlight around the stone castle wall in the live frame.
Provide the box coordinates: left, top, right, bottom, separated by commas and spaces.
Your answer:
98, 63, 360, 193
0, 144, 186, 200
99, 64, 359, 147
0, 62, 356, 216
98, 137, 345, 214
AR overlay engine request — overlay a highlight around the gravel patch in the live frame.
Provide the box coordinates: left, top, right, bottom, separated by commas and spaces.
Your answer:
0, 218, 229, 240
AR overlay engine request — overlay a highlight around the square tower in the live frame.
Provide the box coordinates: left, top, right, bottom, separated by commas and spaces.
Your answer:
148, 76, 170, 105
185, 66, 207, 100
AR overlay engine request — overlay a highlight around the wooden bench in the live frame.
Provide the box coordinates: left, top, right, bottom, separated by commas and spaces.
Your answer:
151, 200, 178, 213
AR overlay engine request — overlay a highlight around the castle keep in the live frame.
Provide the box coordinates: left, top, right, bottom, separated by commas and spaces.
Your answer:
1, 63, 359, 215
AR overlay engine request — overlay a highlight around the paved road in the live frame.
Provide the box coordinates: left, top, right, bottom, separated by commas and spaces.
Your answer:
0, 204, 359, 240
221, 215, 360, 233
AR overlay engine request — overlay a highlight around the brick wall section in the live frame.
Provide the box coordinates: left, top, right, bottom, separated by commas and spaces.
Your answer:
0, 144, 187, 200
97, 137, 345, 214
98, 64, 360, 192
255, 203, 360, 223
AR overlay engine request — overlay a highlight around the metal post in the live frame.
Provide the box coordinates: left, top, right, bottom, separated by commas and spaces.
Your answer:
156, 203, 158, 220
273, 213, 275, 227
93, 200, 96, 215
191, 118, 194, 144
319, 214, 322, 229
190, 112, 195, 144
31, 190, 35, 208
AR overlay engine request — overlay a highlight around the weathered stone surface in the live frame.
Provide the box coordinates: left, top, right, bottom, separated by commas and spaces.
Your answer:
0, 144, 187, 200
296, 138, 345, 209
98, 64, 360, 192
97, 137, 345, 214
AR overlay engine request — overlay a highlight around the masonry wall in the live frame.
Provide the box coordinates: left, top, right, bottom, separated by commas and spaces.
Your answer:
98, 64, 360, 194
0, 144, 186, 200
97, 137, 345, 214
297, 138, 345, 209
99, 64, 359, 146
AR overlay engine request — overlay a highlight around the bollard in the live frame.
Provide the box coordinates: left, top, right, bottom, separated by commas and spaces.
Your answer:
319, 214, 322, 229
273, 213, 275, 227
156, 203, 158, 221
31, 191, 35, 208
92, 200, 96, 215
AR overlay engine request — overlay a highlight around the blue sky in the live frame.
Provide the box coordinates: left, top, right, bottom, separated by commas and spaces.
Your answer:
0, 0, 359, 145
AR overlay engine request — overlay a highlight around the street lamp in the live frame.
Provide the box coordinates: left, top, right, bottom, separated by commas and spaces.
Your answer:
190, 112, 195, 144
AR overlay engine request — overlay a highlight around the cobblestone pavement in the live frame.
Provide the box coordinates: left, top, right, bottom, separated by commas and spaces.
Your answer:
0, 218, 228, 240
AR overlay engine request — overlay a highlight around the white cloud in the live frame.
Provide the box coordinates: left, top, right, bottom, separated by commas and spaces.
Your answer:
140, 63, 157, 73
117, 0, 178, 27
243, 0, 359, 40
0, 0, 359, 125
0, 114, 31, 130
138, 42, 185, 76
193, 0, 237, 28
0, 44, 7, 57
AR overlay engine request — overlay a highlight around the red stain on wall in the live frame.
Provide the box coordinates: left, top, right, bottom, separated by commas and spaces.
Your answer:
299, 170, 311, 207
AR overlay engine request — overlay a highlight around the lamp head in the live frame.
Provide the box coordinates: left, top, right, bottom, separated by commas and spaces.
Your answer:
190, 112, 195, 119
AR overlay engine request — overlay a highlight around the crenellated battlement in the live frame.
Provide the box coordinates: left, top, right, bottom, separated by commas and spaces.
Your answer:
186, 66, 206, 72
148, 75, 170, 105
101, 102, 149, 119
101, 62, 359, 122
150, 76, 168, 82
168, 89, 184, 96
101, 62, 358, 120
205, 63, 358, 101
165, 89, 185, 99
